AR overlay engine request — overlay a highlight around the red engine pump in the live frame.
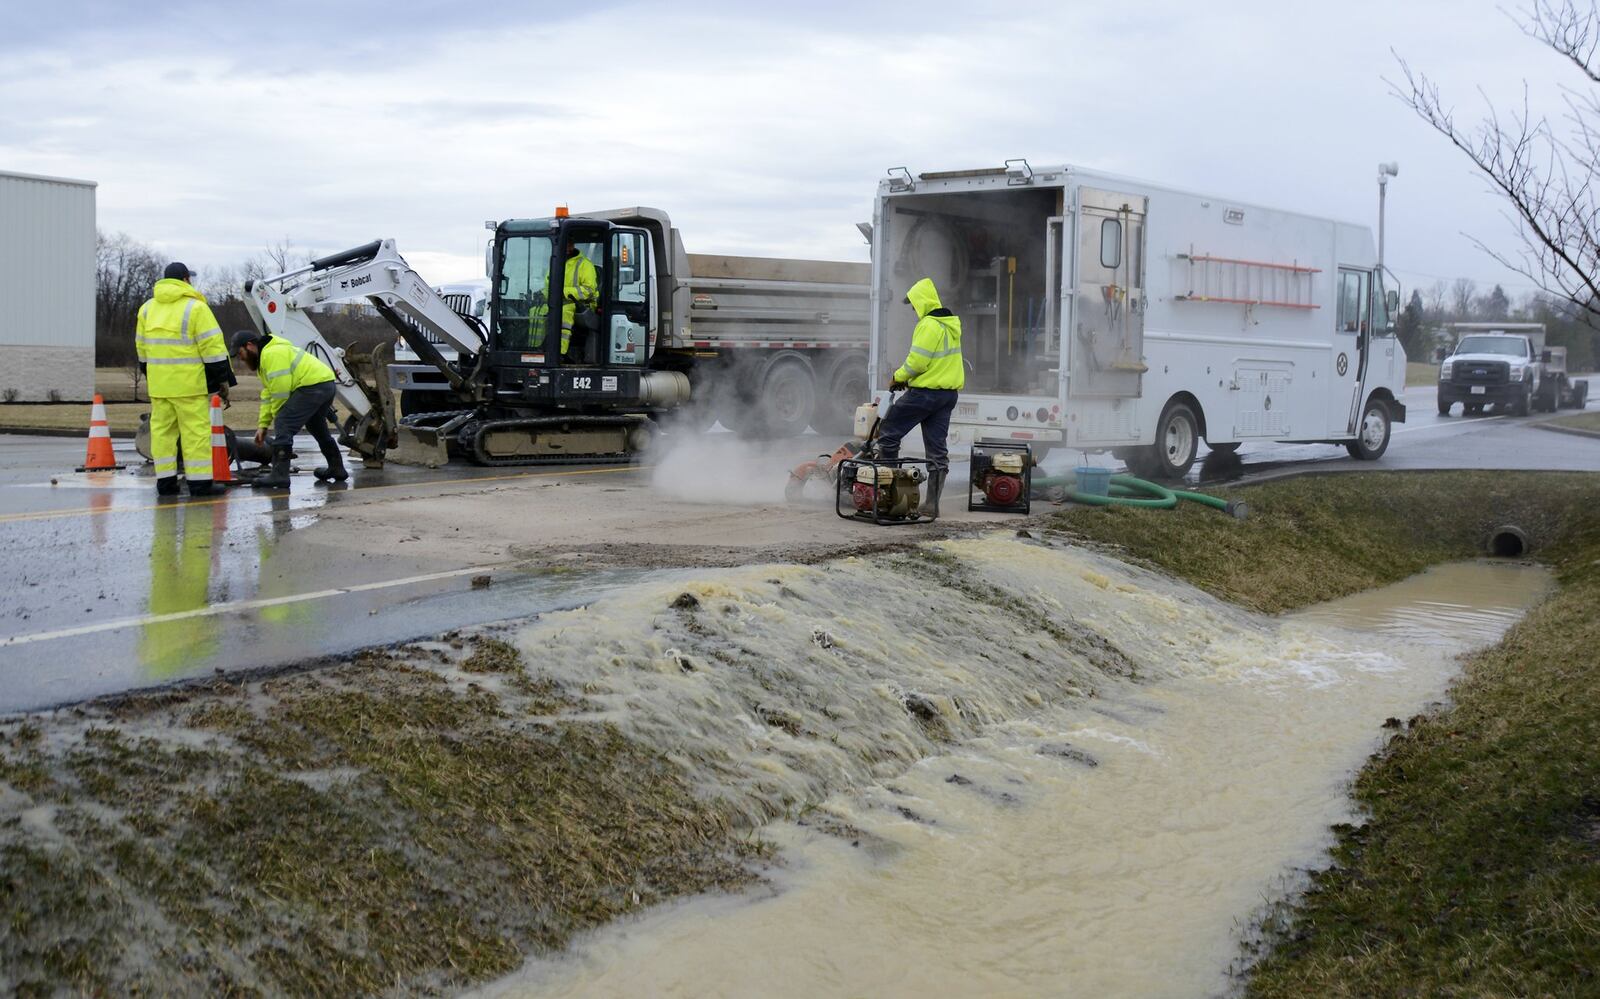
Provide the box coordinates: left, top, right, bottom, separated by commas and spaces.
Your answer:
968, 440, 1032, 514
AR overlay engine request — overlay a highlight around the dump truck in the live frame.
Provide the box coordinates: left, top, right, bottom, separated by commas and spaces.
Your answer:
1436, 322, 1581, 416
392, 208, 870, 437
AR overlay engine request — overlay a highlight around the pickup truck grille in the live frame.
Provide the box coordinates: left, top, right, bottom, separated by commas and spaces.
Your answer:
1450, 360, 1509, 385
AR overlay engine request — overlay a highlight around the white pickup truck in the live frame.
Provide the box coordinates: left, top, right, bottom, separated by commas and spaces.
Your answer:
1437, 325, 1553, 417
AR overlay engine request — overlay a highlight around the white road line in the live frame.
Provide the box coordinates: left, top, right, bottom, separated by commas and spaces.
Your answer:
0, 563, 502, 648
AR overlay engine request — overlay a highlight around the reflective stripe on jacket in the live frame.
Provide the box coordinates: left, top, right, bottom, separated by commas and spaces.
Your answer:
135, 279, 228, 398
257, 336, 336, 429
893, 278, 964, 390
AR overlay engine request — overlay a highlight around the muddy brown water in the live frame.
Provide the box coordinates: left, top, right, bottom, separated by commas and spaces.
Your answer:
469, 550, 1550, 999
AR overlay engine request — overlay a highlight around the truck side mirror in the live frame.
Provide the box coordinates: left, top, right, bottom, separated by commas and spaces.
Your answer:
1541, 349, 1552, 363
1385, 289, 1399, 311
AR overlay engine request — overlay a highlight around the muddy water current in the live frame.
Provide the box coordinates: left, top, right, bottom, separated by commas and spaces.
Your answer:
472, 542, 1550, 999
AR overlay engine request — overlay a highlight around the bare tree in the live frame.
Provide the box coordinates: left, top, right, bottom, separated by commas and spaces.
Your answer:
1392, 1, 1600, 325
95, 230, 164, 399
1425, 279, 1451, 318
1451, 276, 1479, 319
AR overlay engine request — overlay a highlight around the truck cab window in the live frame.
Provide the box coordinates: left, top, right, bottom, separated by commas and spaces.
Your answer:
1337, 269, 1370, 334
1370, 273, 1393, 336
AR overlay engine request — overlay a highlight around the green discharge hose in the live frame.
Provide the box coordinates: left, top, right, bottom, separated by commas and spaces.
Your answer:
1031, 473, 1247, 519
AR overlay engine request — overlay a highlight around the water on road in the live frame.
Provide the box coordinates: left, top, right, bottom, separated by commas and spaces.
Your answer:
472, 551, 1549, 999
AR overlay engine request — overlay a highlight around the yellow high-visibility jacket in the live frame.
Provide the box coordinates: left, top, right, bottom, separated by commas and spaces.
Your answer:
562, 251, 599, 331
257, 336, 336, 429
893, 278, 964, 390
135, 279, 228, 398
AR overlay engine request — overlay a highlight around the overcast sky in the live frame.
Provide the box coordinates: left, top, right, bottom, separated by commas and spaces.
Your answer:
1, 0, 1582, 300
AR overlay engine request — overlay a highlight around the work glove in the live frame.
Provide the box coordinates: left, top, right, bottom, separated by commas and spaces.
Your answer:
889, 379, 908, 391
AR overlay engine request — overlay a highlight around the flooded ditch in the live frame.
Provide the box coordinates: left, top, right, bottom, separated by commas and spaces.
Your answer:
0, 534, 1552, 996
473, 549, 1550, 998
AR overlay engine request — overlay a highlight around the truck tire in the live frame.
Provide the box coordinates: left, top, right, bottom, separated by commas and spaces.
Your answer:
1129, 399, 1199, 480
737, 356, 816, 439
812, 356, 868, 438
1437, 397, 1452, 416
1512, 384, 1531, 417
1345, 396, 1391, 460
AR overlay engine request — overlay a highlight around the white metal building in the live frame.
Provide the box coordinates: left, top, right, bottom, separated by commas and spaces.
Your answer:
0, 169, 97, 402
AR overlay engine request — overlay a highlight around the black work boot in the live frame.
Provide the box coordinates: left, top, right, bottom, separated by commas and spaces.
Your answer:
188, 480, 215, 498
924, 468, 947, 521
313, 440, 349, 483
252, 447, 292, 489
156, 477, 180, 497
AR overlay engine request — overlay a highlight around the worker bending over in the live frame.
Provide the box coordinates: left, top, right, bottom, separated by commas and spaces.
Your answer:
135, 262, 233, 497
878, 277, 963, 520
230, 331, 346, 489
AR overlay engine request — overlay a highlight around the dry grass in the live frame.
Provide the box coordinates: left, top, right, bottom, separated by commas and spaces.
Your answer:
1550, 409, 1600, 432
0, 369, 261, 434
0, 638, 757, 996
1406, 360, 1440, 386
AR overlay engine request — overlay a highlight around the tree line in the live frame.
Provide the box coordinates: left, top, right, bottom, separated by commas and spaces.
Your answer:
1392, 277, 1599, 369
95, 231, 395, 398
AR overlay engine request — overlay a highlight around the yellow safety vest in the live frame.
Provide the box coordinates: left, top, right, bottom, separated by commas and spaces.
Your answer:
894, 278, 964, 390
257, 336, 336, 429
135, 279, 228, 398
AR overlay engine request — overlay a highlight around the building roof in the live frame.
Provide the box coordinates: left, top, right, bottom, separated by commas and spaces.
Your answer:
0, 168, 97, 188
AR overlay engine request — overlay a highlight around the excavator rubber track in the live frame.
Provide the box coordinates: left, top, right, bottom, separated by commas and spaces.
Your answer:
396, 409, 651, 467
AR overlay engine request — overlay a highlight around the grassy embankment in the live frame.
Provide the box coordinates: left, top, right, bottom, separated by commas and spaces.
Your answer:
1053, 471, 1600, 995
0, 639, 758, 996
1551, 409, 1600, 433
0, 368, 261, 434
1406, 361, 1439, 387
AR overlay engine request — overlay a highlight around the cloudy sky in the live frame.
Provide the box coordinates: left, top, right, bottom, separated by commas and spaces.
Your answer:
1, 0, 1582, 299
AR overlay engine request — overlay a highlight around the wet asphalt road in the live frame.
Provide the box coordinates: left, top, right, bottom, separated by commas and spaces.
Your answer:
1, 382, 1596, 715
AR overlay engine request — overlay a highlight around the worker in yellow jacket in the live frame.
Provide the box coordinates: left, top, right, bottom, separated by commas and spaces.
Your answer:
135, 263, 233, 497
527, 238, 599, 358
877, 277, 964, 519
229, 330, 345, 489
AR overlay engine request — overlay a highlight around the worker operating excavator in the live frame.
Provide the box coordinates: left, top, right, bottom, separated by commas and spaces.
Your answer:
528, 237, 599, 359
876, 277, 963, 520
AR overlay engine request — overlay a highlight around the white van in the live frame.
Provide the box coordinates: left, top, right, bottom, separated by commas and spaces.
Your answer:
868, 162, 1407, 477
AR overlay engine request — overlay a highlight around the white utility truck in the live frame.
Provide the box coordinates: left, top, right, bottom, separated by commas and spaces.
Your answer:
866, 162, 1408, 478
393, 210, 870, 436
1437, 322, 1588, 415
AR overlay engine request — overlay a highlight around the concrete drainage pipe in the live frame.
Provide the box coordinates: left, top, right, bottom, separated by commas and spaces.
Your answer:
1488, 524, 1530, 558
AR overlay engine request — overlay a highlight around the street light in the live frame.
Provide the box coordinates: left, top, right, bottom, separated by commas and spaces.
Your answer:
1377, 161, 1399, 279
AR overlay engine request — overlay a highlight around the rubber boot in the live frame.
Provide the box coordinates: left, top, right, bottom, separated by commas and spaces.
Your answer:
156, 477, 180, 497
188, 480, 215, 498
252, 447, 292, 489
313, 440, 349, 483
924, 468, 947, 521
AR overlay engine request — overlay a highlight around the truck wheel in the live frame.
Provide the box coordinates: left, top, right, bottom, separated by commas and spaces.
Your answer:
1129, 399, 1199, 480
1437, 397, 1452, 417
738, 357, 816, 439
1512, 385, 1531, 417
1345, 397, 1391, 460
812, 359, 868, 438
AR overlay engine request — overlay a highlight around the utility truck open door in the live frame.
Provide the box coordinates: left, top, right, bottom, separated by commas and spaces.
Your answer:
1070, 189, 1148, 399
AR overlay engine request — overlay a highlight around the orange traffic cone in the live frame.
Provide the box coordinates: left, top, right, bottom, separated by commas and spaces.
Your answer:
75, 394, 124, 471
210, 395, 233, 485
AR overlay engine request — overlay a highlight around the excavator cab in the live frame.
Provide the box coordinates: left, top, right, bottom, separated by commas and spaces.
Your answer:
489, 216, 655, 407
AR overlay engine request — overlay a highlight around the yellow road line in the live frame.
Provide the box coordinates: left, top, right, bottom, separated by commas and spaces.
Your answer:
0, 464, 644, 525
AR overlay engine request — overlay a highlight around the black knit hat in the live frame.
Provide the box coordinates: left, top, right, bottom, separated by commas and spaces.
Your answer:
229, 330, 266, 355
163, 262, 193, 281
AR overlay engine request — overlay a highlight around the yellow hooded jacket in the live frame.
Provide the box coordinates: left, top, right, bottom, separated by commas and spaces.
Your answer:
256, 336, 336, 429
135, 279, 229, 398
893, 278, 964, 390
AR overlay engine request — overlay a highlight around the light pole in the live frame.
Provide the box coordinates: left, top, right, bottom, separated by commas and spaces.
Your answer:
1377, 161, 1399, 280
